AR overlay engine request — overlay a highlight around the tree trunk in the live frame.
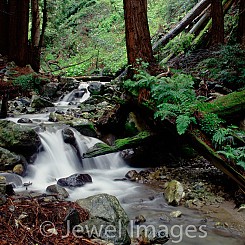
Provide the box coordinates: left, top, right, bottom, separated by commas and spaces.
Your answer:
152, 0, 211, 52
0, 0, 8, 55
30, 0, 41, 72
123, 0, 155, 74
237, 0, 245, 48
8, 0, 29, 67
39, 0, 47, 47
211, 0, 224, 45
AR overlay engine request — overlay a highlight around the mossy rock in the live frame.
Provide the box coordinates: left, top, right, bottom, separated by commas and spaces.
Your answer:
0, 147, 22, 171
0, 120, 41, 158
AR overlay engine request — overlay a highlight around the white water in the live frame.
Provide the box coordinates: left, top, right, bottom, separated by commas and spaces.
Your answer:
23, 127, 136, 200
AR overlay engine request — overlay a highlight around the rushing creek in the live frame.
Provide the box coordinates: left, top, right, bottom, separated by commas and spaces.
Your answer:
4, 81, 245, 244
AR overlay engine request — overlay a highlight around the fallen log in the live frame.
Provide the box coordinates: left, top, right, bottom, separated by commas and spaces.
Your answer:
152, 0, 211, 52
70, 75, 114, 82
200, 89, 245, 120
83, 131, 151, 158
188, 130, 245, 192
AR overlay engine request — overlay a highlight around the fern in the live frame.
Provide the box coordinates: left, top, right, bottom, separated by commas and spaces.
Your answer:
176, 115, 196, 135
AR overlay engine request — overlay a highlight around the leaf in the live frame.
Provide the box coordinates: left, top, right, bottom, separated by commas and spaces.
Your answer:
176, 115, 191, 135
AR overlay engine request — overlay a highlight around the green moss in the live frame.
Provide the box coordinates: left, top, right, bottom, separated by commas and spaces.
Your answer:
201, 90, 245, 118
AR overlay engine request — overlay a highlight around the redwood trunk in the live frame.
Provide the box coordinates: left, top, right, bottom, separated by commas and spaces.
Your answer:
237, 0, 245, 48
30, 0, 41, 71
211, 0, 224, 45
123, 0, 155, 73
8, 0, 29, 67
0, 0, 8, 55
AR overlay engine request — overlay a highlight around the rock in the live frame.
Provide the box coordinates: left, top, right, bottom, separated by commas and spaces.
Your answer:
0, 147, 22, 171
46, 184, 69, 198
17, 118, 33, 124
0, 176, 6, 194
237, 204, 245, 213
43, 82, 59, 98
125, 170, 139, 181
88, 82, 104, 95
170, 210, 182, 218
59, 77, 80, 91
164, 180, 184, 206
64, 208, 80, 230
77, 194, 130, 245
0, 173, 22, 187
134, 215, 146, 225
31, 95, 54, 109
0, 194, 7, 205
62, 128, 76, 144
13, 164, 24, 176
0, 120, 41, 158
70, 119, 97, 138
57, 173, 92, 188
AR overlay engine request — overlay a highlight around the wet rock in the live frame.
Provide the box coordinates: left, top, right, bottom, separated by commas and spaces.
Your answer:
46, 184, 69, 198
0, 176, 6, 194
43, 82, 59, 98
13, 164, 24, 176
31, 95, 54, 109
88, 82, 104, 95
0, 173, 22, 187
17, 118, 33, 124
237, 204, 245, 213
57, 173, 92, 188
125, 170, 138, 181
62, 128, 76, 144
148, 229, 170, 244
170, 210, 182, 218
0, 120, 41, 158
64, 208, 80, 230
0, 194, 7, 205
70, 119, 97, 138
134, 215, 146, 225
77, 193, 130, 245
0, 147, 22, 171
59, 77, 80, 91
164, 180, 184, 206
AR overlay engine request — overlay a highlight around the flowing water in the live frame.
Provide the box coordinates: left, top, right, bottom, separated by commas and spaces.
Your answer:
7, 82, 245, 244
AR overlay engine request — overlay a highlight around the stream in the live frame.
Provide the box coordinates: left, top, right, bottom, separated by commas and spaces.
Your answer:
5, 81, 245, 244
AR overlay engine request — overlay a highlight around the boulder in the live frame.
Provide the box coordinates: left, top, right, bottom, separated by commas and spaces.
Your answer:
70, 119, 97, 137
0, 120, 41, 157
0, 176, 6, 194
62, 128, 76, 144
0, 173, 22, 187
0, 147, 22, 171
13, 164, 24, 176
76, 194, 130, 245
164, 180, 184, 206
17, 118, 33, 124
57, 173, 92, 188
46, 184, 69, 198
42, 82, 59, 98
31, 95, 54, 109
88, 82, 104, 95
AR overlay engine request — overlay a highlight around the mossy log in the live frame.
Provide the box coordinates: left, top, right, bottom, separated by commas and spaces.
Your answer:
188, 130, 245, 192
83, 131, 151, 158
201, 89, 245, 120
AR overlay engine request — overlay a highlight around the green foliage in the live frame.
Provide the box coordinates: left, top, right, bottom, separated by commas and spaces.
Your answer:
198, 45, 245, 89
199, 113, 224, 136
12, 75, 43, 93
212, 127, 234, 149
218, 146, 245, 170
124, 72, 198, 135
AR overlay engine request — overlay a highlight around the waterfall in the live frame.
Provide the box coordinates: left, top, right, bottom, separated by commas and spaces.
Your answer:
23, 127, 134, 199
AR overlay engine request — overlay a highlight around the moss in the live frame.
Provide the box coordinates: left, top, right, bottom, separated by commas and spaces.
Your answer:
201, 90, 245, 118
83, 131, 151, 158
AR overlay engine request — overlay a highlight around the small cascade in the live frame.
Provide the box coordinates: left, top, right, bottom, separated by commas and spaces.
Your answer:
56, 82, 90, 106
23, 127, 134, 199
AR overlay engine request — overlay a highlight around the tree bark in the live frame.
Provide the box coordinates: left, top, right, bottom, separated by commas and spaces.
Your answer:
237, 0, 245, 48
39, 0, 47, 47
30, 0, 41, 72
211, 0, 224, 45
152, 0, 211, 52
0, 0, 8, 55
8, 0, 29, 67
123, 0, 155, 74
